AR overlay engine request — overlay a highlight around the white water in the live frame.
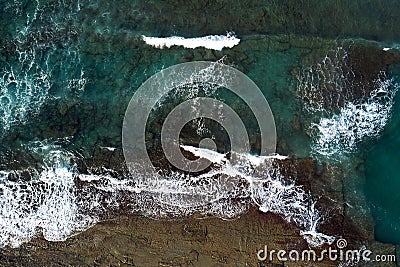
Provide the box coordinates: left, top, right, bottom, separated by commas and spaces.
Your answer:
298, 47, 399, 156
0, 145, 96, 248
0, 141, 334, 248
313, 78, 398, 156
0, 0, 90, 246
0, 48, 86, 132
100, 145, 334, 246
0, 0, 86, 132
142, 32, 240, 50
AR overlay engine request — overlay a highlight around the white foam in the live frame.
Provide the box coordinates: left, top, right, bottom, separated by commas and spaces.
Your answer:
383, 47, 391, 51
0, 142, 332, 247
0, 48, 86, 133
100, 146, 117, 151
78, 145, 332, 247
180, 145, 227, 164
299, 203, 336, 247
0, 64, 52, 131
311, 78, 398, 156
0, 147, 96, 248
181, 145, 288, 166
175, 145, 332, 246
240, 153, 288, 166
297, 47, 353, 114
142, 32, 240, 51
0, 0, 86, 133
298, 47, 399, 156
78, 174, 102, 182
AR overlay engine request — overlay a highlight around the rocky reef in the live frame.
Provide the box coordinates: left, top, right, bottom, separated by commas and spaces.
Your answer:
0, 153, 396, 266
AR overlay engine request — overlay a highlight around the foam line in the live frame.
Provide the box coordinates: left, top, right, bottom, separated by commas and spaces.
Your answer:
142, 32, 240, 50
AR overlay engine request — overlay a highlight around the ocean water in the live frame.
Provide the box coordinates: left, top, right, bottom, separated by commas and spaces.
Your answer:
365, 64, 400, 244
0, 0, 400, 253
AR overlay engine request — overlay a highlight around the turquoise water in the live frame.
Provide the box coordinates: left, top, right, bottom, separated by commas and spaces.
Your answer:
0, 0, 400, 249
365, 64, 400, 244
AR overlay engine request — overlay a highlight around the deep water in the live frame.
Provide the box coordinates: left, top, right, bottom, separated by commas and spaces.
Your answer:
365, 64, 400, 245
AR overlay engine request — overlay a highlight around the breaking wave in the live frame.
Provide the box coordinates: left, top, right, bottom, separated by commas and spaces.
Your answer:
298, 47, 399, 156
0, 53, 336, 248
0, 143, 96, 248
311, 78, 398, 156
0, 140, 334, 248
0, 2, 337, 249
142, 32, 240, 51
0, 0, 87, 247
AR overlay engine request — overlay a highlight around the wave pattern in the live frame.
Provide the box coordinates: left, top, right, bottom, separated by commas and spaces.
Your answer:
0, 143, 95, 248
311, 78, 398, 155
0, 141, 334, 248
298, 47, 399, 156
297, 47, 356, 114
0, 0, 85, 132
0, 56, 51, 130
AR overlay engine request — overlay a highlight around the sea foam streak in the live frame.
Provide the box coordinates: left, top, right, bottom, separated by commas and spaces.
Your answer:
0, 63, 51, 131
142, 32, 240, 50
0, 48, 86, 132
311, 79, 398, 156
312, 79, 398, 156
